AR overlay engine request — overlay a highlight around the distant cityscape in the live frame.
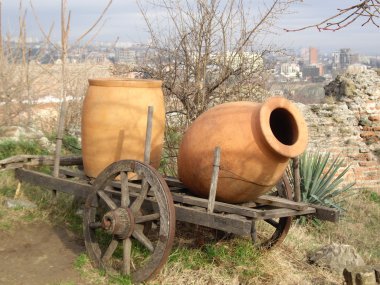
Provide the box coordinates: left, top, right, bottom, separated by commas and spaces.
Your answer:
14, 40, 380, 78
273, 47, 380, 83
5, 40, 380, 104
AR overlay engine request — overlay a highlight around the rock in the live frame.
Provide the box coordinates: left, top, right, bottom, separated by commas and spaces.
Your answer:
39, 136, 56, 153
344, 266, 377, 285
0, 126, 55, 152
375, 266, 380, 283
75, 208, 84, 217
368, 115, 380, 122
307, 243, 365, 274
301, 68, 380, 192
356, 270, 377, 285
0, 126, 43, 141
3, 198, 37, 209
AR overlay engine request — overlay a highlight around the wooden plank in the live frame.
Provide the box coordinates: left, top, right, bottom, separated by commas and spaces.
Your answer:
59, 156, 83, 166
171, 192, 315, 220
0, 155, 41, 164
175, 204, 252, 236
253, 195, 309, 211
168, 186, 183, 192
207, 147, 221, 213
171, 192, 259, 218
0, 155, 82, 171
165, 177, 186, 188
240, 202, 257, 208
142, 196, 252, 235
0, 155, 82, 166
15, 168, 91, 198
256, 207, 316, 219
0, 162, 25, 170
139, 194, 252, 235
59, 168, 88, 180
310, 204, 340, 222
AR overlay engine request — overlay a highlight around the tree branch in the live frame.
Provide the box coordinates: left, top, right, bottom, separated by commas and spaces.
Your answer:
285, 0, 380, 32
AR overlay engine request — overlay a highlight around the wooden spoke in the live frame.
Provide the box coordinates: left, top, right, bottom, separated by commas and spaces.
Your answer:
133, 230, 154, 252
135, 213, 160, 224
98, 190, 117, 210
131, 178, 149, 212
264, 218, 279, 228
102, 239, 119, 263
89, 222, 102, 229
254, 175, 292, 249
121, 171, 130, 208
123, 238, 132, 275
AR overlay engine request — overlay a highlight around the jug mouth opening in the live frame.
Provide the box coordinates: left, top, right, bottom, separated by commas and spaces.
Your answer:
259, 97, 308, 158
270, 108, 299, 146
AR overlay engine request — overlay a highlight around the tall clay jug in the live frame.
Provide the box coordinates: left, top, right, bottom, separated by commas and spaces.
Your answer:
81, 78, 165, 178
178, 97, 308, 203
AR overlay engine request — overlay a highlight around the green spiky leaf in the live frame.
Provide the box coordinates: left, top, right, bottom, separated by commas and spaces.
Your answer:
293, 151, 355, 212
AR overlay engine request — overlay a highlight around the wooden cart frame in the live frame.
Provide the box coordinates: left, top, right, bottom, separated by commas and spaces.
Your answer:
1, 154, 338, 284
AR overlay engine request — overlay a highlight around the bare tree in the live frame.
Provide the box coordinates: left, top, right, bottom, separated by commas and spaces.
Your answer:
112, 0, 299, 176
285, 0, 380, 32
30, 0, 112, 177
30, 0, 112, 118
0, 0, 48, 127
132, 0, 298, 123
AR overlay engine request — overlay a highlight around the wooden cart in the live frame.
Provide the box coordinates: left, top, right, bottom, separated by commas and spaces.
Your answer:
0, 153, 338, 284
0, 107, 338, 284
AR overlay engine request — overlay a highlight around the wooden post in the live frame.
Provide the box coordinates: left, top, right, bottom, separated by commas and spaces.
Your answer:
14, 182, 22, 199
144, 106, 154, 164
207, 146, 221, 214
52, 100, 68, 197
251, 220, 257, 244
293, 156, 301, 202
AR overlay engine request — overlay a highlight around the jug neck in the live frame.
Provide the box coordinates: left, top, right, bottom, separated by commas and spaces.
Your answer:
256, 97, 308, 159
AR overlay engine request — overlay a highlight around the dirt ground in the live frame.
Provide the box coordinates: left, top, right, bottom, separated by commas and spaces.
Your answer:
0, 222, 89, 285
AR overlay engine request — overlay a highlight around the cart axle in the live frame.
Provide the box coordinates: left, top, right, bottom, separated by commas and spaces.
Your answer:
102, 208, 135, 239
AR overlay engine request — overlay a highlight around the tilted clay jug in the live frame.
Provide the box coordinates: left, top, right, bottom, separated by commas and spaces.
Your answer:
177, 97, 308, 203
81, 78, 165, 178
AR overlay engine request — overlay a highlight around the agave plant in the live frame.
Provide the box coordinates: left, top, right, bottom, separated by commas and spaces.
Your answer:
297, 151, 355, 211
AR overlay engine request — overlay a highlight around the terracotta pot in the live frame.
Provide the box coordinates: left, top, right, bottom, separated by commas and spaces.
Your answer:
177, 97, 308, 203
81, 78, 165, 178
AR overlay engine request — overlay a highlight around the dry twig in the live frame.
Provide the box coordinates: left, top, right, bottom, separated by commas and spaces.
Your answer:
285, 0, 380, 32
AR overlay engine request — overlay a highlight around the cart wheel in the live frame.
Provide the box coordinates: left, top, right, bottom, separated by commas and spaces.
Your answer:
83, 160, 175, 283
253, 175, 292, 249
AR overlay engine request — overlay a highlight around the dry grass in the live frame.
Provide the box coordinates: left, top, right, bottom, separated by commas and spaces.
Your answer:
313, 190, 380, 263
153, 189, 379, 285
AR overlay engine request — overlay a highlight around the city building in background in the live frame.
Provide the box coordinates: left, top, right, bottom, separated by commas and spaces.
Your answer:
309, 47, 318, 65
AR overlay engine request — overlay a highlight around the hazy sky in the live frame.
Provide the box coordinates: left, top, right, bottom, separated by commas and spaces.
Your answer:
1, 0, 379, 55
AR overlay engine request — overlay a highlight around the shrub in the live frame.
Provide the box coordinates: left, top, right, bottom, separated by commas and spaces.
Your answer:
298, 151, 355, 211
159, 126, 182, 176
62, 135, 81, 155
47, 133, 82, 155
0, 139, 49, 160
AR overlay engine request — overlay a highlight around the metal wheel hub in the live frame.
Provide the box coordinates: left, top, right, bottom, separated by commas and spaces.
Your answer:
102, 207, 135, 239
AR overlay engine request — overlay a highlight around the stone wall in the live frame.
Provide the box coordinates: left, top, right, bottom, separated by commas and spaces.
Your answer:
296, 69, 380, 192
